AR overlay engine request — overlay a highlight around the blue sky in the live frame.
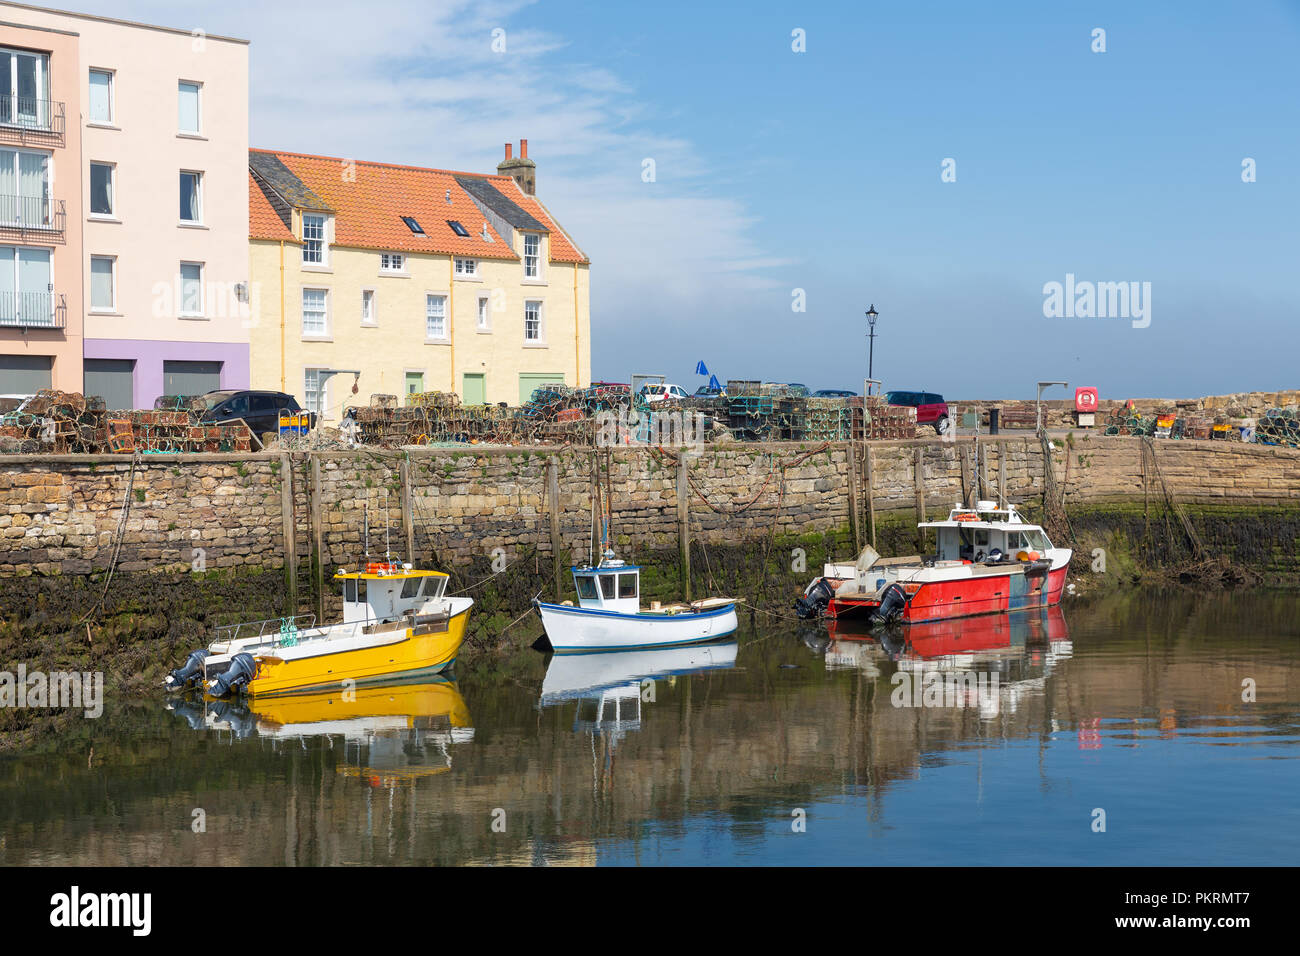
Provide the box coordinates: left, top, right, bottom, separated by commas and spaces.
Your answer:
68, 0, 1300, 398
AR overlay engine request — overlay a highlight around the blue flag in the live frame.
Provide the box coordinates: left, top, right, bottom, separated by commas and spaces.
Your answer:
709, 374, 721, 390
695, 361, 710, 376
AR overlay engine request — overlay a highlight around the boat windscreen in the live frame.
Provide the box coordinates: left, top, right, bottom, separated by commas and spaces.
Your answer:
600, 574, 617, 599
401, 577, 421, 599
576, 576, 598, 600
619, 573, 638, 599
1024, 529, 1052, 551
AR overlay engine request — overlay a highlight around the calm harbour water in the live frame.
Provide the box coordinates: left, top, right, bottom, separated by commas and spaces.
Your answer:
2, 590, 1298, 866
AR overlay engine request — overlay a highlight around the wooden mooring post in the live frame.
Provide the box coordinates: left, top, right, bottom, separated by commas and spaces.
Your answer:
399, 457, 415, 565
677, 455, 691, 602
547, 457, 563, 600
310, 453, 324, 619
864, 444, 877, 549
847, 442, 861, 553
280, 451, 297, 608
998, 441, 1008, 504
913, 447, 926, 553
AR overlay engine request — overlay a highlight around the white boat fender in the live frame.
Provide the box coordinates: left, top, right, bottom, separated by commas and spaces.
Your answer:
163, 649, 209, 691
207, 653, 256, 698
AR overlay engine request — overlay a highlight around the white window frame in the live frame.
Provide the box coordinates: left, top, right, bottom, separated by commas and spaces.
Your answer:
89, 161, 115, 218
0, 148, 51, 226
301, 286, 330, 339
302, 213, 328, 266
178, 261, 204, 318
522, 233, 541, 279
361, 287, 377, 327
379, 251, 406, 274
88, 69, 114, 126
524, 299, 545, 345
177, 80, 202, 136
0, 244, 55, 324
179, 170, 203, 225
303, 367, 328, 417
476, 293, 491, 332
454, 257, 479, 278
425, 292, 448, 343
1, 47, 50, 129
89, 255, 116, 312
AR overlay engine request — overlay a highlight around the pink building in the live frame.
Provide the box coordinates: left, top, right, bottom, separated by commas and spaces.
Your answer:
0, 3, 249, 407
0, 14, 82, 394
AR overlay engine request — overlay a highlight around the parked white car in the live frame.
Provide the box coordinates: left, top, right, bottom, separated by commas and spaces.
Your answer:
640, 383, 690, 404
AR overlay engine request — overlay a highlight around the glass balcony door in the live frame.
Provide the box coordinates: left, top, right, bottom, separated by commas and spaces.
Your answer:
0, 148, 50, 225
0, 49, 49, 129
0, 244, 53, 326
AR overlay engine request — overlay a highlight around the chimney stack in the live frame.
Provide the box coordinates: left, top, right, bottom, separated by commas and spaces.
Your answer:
496, 138, 536, 195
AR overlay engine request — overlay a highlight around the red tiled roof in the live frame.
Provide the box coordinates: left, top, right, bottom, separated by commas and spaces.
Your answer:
249, 172, 292, 241
248, 148, 588, 264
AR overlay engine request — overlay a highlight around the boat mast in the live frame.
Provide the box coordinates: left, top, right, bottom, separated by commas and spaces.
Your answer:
364, 501, 369, 566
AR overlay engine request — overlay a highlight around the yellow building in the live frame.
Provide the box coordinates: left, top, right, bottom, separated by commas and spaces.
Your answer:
247, 141, 590, 419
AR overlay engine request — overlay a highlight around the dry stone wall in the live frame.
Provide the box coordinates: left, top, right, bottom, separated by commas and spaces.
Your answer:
0, 436, 1297, 580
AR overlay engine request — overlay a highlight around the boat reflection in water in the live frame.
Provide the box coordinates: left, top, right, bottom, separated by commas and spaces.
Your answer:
164, 678, 474, 786
824, 604, 1073, 718
539, 641, 739, 744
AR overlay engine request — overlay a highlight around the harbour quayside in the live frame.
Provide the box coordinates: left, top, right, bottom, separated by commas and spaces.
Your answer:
796, 500, 1071, 625
164, 510, 473, 697
534, 554, 738, 653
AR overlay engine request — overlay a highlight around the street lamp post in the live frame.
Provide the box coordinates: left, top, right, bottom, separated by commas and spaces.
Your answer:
865, 304, 879, 383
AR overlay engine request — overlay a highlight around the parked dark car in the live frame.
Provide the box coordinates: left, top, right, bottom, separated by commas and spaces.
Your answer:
813, 389, 856, 398
198, 390, 315, 445
694, 385, 727, 397
885, 390, 950, 433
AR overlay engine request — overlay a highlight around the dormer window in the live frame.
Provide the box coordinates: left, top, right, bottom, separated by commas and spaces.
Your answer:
302, 213, 328, 265
522, 232, 540, 278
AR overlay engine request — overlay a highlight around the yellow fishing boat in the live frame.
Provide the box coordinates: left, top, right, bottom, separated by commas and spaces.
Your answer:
250, 678, 473, 735
164, 562, 473, 698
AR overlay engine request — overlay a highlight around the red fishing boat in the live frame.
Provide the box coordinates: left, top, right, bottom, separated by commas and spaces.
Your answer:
796, 501, 1070, 625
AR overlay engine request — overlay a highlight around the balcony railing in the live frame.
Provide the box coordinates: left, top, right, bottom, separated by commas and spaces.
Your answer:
0, 195, 65, 236
0, 291, 66, 329
0, 97, 66, 145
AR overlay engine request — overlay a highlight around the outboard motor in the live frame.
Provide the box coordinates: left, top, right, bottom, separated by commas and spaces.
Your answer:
164, 697, 208, 730
795, 578, 836, 619
207, 699, 257, 738
207, 653, 257, 698
800, 626, 830, 654
867, 582, 908, 627
163, 649, 209, 692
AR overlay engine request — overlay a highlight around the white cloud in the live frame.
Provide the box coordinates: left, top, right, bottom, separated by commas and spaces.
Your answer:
58, 0, 782, 378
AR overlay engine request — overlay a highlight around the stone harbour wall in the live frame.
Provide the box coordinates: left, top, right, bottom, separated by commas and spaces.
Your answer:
0, 435, 1297, 581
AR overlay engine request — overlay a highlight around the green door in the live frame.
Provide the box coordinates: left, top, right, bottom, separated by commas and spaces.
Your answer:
518, 372, 563, 405
405, 372, 424, 397
462, 373, 486, 405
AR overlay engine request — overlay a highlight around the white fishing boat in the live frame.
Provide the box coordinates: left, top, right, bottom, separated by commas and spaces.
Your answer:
534, 555, 738, 653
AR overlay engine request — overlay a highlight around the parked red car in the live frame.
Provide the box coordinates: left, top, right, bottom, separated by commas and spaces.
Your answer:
885, 390, 950, 433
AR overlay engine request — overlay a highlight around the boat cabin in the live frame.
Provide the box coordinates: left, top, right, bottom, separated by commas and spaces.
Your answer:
919, 501, 1055, 564
334, 564, 449, 624
571, 560, 641, 613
